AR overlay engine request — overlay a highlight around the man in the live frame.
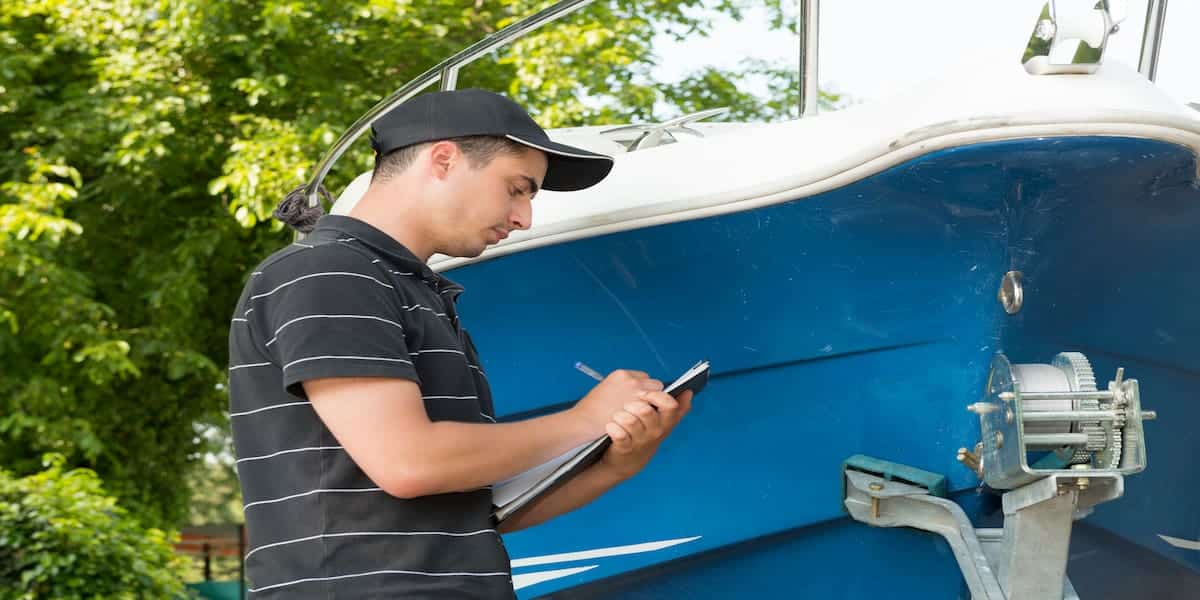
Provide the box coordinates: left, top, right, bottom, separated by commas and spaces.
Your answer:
227, 88, 693, 598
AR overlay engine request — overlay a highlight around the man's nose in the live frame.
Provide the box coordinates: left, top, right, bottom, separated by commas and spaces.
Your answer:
509, 196, 532, 231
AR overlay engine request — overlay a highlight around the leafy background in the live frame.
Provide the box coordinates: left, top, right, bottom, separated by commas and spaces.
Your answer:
0, 0, 843, 587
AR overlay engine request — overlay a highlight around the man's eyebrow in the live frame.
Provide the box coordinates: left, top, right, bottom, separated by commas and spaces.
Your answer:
519, 175, 540, 196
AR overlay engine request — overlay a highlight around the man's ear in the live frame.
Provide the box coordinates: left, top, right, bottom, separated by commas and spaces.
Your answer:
426, 141, 458, 180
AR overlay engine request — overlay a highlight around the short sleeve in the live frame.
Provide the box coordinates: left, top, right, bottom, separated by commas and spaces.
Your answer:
254, 244, 420, 398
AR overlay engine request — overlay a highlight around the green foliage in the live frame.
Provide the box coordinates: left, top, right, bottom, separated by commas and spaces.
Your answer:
0, 454, 189, 599
0, 0, 842, 529
187, 456, 243, 528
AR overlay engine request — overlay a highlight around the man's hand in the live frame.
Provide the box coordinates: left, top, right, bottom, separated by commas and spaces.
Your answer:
600, 389, 693, 480
498, 387, 694, 532
571, 370, 663, 434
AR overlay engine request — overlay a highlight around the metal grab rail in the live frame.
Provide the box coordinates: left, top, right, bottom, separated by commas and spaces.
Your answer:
1138, 0, 1168, 82
798, 0, 819, 117
303, 0, 598, 207
302, 0, 825, 209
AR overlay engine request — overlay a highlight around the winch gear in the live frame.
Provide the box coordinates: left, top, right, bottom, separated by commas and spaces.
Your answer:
1052, 352, 1106, 464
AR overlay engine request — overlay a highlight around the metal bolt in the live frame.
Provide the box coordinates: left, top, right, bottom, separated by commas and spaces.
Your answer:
868, 482, 884, 518
1141, 410, 1157, 421
994, 431, 1005, 448
957, 448, 983, 477
967, 402, 998, 415
1071, 464, 1090, 491
1005, 409, 1014, 424
998, 271, 1024, 314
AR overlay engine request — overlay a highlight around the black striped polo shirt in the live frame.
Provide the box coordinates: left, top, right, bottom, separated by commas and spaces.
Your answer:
227, 215, 514, 599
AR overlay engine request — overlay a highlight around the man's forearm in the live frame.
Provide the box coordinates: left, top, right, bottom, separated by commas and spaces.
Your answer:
496, 463, 627, 533
307, 372, 660, 500
399, 411, 598, 497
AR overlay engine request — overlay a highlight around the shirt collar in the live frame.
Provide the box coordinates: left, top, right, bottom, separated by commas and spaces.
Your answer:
311, 215, 465, 295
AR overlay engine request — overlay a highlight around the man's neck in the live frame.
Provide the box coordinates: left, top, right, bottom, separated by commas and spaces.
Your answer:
348, 186, 435, 262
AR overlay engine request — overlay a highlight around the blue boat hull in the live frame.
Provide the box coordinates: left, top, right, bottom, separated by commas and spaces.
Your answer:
447, 136, 1200, 597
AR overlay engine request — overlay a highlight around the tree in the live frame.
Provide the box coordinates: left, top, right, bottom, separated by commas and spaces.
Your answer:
0, 454, 189, 598
0, 0, 839, 528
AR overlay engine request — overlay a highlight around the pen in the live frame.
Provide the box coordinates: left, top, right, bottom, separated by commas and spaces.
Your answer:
574, 361, 604, 382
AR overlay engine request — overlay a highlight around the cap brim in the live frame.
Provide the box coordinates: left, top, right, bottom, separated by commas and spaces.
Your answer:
505, 134, 614, 192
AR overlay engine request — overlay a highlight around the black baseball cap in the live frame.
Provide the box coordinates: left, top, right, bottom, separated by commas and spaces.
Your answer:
369, 88, 614, 192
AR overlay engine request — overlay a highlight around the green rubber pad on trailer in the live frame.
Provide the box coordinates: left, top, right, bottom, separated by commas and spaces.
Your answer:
842, 454, 948, 498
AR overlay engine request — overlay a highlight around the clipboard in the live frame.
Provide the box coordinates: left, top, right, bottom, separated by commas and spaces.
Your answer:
491, 360, 710, 523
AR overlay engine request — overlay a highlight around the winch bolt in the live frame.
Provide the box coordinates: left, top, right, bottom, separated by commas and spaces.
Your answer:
868, 482, 883, 518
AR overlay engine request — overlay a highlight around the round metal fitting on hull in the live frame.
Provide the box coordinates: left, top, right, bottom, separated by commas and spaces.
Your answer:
998, 271, 1024, 314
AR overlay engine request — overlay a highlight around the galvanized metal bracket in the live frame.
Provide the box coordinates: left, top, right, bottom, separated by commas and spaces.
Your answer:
843, 469, 1006, 600
843, 466, 1116, 599
1022, 1, 1124, 75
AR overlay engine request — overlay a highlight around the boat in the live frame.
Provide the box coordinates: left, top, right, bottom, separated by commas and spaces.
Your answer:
311, 1, 1200, 597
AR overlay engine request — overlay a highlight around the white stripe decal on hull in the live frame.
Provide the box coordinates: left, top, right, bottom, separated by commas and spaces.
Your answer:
1159, 534, 1200, 551
512, 566, 598, 591
510, 535, 701, 568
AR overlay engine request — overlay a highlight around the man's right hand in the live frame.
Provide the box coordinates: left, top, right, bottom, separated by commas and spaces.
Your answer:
572, 370, 664, 434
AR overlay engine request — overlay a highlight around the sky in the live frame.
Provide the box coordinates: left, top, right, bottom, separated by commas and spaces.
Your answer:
651, 0, 1197, 111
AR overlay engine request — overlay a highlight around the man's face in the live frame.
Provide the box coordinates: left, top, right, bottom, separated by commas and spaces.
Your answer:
435, 145, 547, 258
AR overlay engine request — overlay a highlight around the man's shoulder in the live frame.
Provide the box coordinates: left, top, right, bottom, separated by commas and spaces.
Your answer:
234, 240, 401, 314
253, 239, 384, 280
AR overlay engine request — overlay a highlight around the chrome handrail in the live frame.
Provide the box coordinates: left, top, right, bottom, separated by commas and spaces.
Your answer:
1138, 0, 1168, 82
303, 0, 825, 208
303, 0, 598, 207
798, 0, 820, 117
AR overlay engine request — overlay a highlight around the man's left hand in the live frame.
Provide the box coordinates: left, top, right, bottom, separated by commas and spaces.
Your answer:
600, 389, 693, 480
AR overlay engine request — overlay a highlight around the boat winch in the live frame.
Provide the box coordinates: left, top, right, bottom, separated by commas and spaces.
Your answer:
843, 351, 1157, 600
960, 351, 1154, 490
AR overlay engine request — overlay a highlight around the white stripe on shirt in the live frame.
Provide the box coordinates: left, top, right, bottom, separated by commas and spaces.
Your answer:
244, 529, 497, 560
413, 349, 465, 356
402, 304, 448, 318
282, 355, 413, 371
243, 487, 384, 510
236, 446, 343, 464
265, 314, 405, 347
229, 362, 272, 371
248, 568, 510, 593
229, 401, 311, 417
250, 272, 394, 301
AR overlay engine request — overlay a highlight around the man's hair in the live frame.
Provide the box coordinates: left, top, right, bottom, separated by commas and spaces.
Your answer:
372, 135, 529, 182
